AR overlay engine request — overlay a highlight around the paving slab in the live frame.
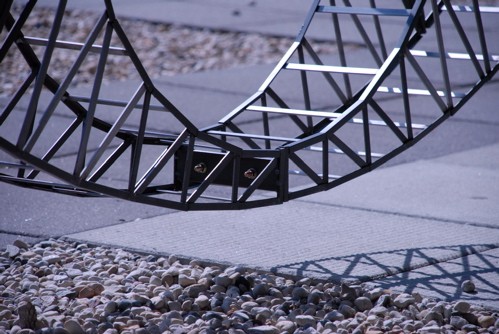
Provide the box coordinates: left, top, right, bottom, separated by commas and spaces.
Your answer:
371, 247, 499, 310
64, 198, 499, 282
302, 143, 499, 227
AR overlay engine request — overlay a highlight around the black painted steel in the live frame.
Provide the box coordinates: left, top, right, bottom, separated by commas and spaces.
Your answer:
0, 0, 497, 210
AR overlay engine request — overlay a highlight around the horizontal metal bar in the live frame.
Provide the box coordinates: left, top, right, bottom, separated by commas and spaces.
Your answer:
248, 105, 426, 130
0, 174, 102, 196
289, 169, 341, 180
0, 161, 34, 169
285, 63, 379, 75
308, 145, 384, 158
247, 105, 342, 118
208, 130, 298, 143
68, 95, 168, 111
442, 5, 499, 14
410, 50, 499, 62
377, 86, 466, 98
350, 117, 426, 130
154, 188, 233, 203
23, 36, 128, 55
317, 5, 410, 16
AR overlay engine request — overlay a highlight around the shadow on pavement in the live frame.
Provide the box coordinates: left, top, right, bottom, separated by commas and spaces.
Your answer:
272, 243, 499, 304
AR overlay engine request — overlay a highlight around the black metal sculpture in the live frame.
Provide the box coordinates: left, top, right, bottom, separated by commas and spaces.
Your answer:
1, 0, 497, 210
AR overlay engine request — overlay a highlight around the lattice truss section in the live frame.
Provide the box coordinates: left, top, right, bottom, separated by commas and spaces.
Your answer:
0, 0, 497, 210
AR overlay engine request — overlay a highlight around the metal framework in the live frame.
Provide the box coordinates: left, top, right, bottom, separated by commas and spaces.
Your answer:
0, 0, 497, 210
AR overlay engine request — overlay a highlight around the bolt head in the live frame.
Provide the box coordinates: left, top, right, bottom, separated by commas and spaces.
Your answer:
244, 168, 258, 179
194, 163, 207, 174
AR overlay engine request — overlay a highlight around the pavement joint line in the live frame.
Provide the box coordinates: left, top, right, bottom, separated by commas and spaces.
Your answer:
270, 243, 499, 285
292, 198, 499, 230
0, 229, 59, 240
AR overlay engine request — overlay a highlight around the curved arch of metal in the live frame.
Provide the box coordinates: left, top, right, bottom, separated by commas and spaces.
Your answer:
0, 0, 497, 210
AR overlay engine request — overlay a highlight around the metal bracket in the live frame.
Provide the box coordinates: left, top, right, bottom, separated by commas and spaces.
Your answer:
174, 147, 279, 191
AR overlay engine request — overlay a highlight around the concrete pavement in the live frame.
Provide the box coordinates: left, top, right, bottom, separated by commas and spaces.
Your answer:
64, 143, 499, 310
2, 0, 499, 311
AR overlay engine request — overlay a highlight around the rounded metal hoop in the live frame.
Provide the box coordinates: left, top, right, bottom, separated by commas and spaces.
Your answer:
0, 0, 498, 210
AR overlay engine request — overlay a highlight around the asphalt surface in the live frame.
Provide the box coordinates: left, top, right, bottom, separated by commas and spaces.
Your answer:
1, 0, 499, 310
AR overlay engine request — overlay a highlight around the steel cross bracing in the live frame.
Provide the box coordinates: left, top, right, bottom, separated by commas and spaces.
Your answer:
0, 0, 497, 210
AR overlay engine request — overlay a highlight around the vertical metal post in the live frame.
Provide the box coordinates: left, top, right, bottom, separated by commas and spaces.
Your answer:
431, 0, 453, 108
370, 0, 388, 59
442, 0, 484, 78
24, 12, 108, 153
343, 0, 383, 66
74, 21, 113, 177
0, 0, 36, 63
180, 136, 195, 203
297, 45, 313, 129
231, 156, 240, 203
472, 0, 491, 73
362, 105, 372, 166
261, 94, 271, 149
328, 0, 352, 98
0, 0, 14, 34
279, 148, 289, 203
129, 91, 151, 191
17, 0, 67, 151
322, 136, 329, 183
399, 55, 413, 140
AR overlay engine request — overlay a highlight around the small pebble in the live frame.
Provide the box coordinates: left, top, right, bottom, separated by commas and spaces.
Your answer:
0, 238, 497, 334
461, 280, 476, 293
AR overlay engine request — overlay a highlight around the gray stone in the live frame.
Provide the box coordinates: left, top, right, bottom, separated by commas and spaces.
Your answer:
64, 319, 85, 334
149, 296, 164, 309
103, 301, 118, 315
477, 315, 495, 328
461, 324, 479, 332
338, 304, 356, 318
66, 269, 83, 278
178, 274, 196, 287
194, 295, 210, 309
252, 283, 268, 298
375, 294, 390, 307
275, 320, 296, 334
6, 245, 20, 258
419, 324, 441, 333
452, 301, 470, 314
13, 240, 30, 250
307, 291, 323, 305
241, 301, 259, 312
126, 269, 150, 280
231, 311, 251, 322
364, 288, 384, 301
340, 283, 357, 301
354, 296, 373, 311
214, 273, 232, 287
461, 280, 476, 293
17, 302, 37, 330
292, 287, 309, 300
42, 255, 61, 265
369, 306, 388, 317
295, 315, 316, 328
423, 311, 444, 326
393, 294, 415, 309
252, 307, 272, 321
450, 316, 468, 329
248, 325, 279, 334
184, 283, 208, 298
325, 310, 344, 322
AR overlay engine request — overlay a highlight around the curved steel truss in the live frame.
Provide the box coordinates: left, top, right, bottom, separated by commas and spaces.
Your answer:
1, 0, 498, 210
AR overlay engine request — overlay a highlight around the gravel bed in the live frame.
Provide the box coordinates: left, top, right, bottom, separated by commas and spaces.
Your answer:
1, 239, 498, 334
0, 6, 336, 97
